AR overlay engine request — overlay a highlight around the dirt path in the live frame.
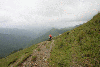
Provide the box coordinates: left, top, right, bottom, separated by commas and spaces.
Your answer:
17, 40, 55, 67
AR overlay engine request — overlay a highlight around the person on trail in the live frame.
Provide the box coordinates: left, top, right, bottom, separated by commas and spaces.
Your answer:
49, 34, 52, 41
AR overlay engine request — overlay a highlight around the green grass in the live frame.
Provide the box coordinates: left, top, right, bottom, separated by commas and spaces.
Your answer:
0, 13, 100, 67
0, 44, 37, 67
37, 48, 41, 51
15, 53, 32, 67
46, 41, 52, 49
48, 13, 100, 67
31, 56, 37, 62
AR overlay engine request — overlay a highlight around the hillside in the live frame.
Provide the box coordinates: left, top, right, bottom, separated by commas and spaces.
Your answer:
30, 27, 74, 44
0, 27, 52, 39
0, 13, 100, 67
0, 28, 37, 39
48, 13, 100, 67
0, 27, 73, 59
0, 28, 51, 59
0, 33, 32, 58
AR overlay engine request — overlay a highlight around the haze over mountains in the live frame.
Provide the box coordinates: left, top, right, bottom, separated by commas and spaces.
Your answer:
0, 0, 100, 64
0, 25, 79, 58
0, 13, 99, 67
0, 28, 51, 39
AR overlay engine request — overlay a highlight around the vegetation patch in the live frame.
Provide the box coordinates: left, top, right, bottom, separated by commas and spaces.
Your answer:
0, 44, 37, 67
17, 54, 32, 67
31, 56, 37, 62
0, 13, 100, 67
46, 41, 52, 49
25, 51, 29, 54
8, 58, 17, 66
48, 13, 100, 67
37, 48, 41, 51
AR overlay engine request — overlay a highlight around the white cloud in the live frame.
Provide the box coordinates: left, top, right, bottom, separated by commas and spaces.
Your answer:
0, 0, 100, 29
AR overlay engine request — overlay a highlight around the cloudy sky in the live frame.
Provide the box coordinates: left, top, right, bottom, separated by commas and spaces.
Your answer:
0, 0, 100, 29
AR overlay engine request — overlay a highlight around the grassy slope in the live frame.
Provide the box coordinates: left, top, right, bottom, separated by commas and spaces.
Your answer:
30, 27, 74, 45
0, 33, 32, 58
48, 13, 100, 67
0, 44, 37, 67
0, 13, 99, 67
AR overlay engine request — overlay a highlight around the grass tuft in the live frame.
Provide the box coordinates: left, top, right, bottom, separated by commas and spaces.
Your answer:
31, 56, 37, 62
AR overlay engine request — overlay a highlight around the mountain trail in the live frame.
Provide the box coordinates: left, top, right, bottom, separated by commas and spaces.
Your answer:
16, 40, 55, 67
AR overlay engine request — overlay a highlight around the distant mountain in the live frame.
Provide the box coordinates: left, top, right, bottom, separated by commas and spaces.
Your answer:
30, 27, 52, 38
0, 28, 53, 39
0, 13, 99, 67
0, 27, 58, 58
0, 24, 82, 58
30, 27, 74, 44
0, 33, 32, 58
74, 24, 83, 28
0, 28, 36, 39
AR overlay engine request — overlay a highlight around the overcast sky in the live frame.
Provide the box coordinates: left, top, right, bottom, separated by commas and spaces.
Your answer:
0, 0, 100, 29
